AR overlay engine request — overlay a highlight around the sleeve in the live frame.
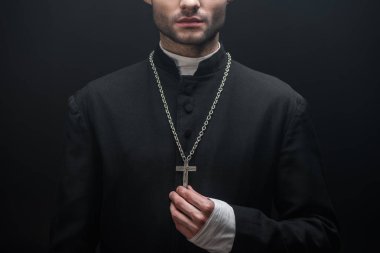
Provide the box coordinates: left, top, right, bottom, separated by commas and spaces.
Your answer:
189, 198, 236, 253
48, 92, 102, 253
231, 94, 341, 252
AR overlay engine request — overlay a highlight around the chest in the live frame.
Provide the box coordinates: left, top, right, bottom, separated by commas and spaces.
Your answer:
90, 74, 285, 205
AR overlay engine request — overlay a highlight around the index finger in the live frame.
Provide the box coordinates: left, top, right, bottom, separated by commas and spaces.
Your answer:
176, 186, 214, 214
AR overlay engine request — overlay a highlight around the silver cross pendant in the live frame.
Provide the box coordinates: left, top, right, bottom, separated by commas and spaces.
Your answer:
176, 159, 197, 188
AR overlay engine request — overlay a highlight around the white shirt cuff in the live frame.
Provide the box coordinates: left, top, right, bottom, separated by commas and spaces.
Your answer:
188, 198, 236, 253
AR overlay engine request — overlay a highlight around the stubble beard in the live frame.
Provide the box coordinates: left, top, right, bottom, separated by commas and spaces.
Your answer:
153, 8, 226, 46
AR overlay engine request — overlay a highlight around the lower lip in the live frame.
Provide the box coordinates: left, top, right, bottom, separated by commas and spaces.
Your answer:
176, 22, 204, 28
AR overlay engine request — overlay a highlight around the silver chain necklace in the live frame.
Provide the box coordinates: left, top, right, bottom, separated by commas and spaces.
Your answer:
149, 50, 232, 187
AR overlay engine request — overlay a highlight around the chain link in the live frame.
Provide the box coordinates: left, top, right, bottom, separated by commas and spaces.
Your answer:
149, 51, 232, 164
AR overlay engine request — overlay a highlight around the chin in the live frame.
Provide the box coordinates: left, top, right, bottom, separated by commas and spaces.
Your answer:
176, 37, 207, 45
173, 32, 210, 45
160, 27, 215, 46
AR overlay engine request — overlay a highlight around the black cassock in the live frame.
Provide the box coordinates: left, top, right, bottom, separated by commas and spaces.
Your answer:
49, 45, 340, 252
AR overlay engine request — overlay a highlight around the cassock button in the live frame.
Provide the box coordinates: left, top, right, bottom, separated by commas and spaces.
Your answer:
184, 103, 194, 113
184, 129, 192, 138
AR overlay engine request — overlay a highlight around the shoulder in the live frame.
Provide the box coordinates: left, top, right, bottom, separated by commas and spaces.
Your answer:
230, 60, 306, 108
87, 59, 149, 94
69, 59, 149, 108
231, 60, 302, 100
229, 60, 308, 130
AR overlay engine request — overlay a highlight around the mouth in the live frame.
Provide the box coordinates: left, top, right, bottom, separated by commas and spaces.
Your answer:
176, 17, 205, 28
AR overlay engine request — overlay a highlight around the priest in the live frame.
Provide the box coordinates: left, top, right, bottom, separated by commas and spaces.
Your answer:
49, 0, 341, 252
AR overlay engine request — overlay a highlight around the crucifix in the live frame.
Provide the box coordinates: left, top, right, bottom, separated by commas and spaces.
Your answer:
176, 159, 197, 188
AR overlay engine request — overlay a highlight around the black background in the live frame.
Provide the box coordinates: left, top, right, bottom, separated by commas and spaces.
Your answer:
1, 0, 379, 252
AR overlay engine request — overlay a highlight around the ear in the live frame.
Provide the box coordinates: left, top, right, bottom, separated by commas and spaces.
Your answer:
144, 0, 152, 5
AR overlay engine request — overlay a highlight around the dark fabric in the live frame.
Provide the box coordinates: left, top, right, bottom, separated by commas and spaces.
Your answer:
49, 44, 340, 253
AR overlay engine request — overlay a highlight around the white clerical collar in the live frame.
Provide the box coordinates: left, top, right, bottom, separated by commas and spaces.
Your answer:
159, 41, 221, 76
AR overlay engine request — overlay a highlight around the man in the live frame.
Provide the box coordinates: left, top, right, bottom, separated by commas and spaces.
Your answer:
49, 0, 340, 252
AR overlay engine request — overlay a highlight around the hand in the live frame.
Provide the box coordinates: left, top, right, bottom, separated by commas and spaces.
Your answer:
169, 185, 215, 239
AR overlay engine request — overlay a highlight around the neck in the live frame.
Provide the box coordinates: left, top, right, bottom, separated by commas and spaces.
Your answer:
159, 41, 221, 76
160, 33, 220, 58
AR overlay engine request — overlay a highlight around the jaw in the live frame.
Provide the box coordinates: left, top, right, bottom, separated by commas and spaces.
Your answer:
151, 1, 227, 57
172, 28, 209, 44
159, 31, 220, 58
